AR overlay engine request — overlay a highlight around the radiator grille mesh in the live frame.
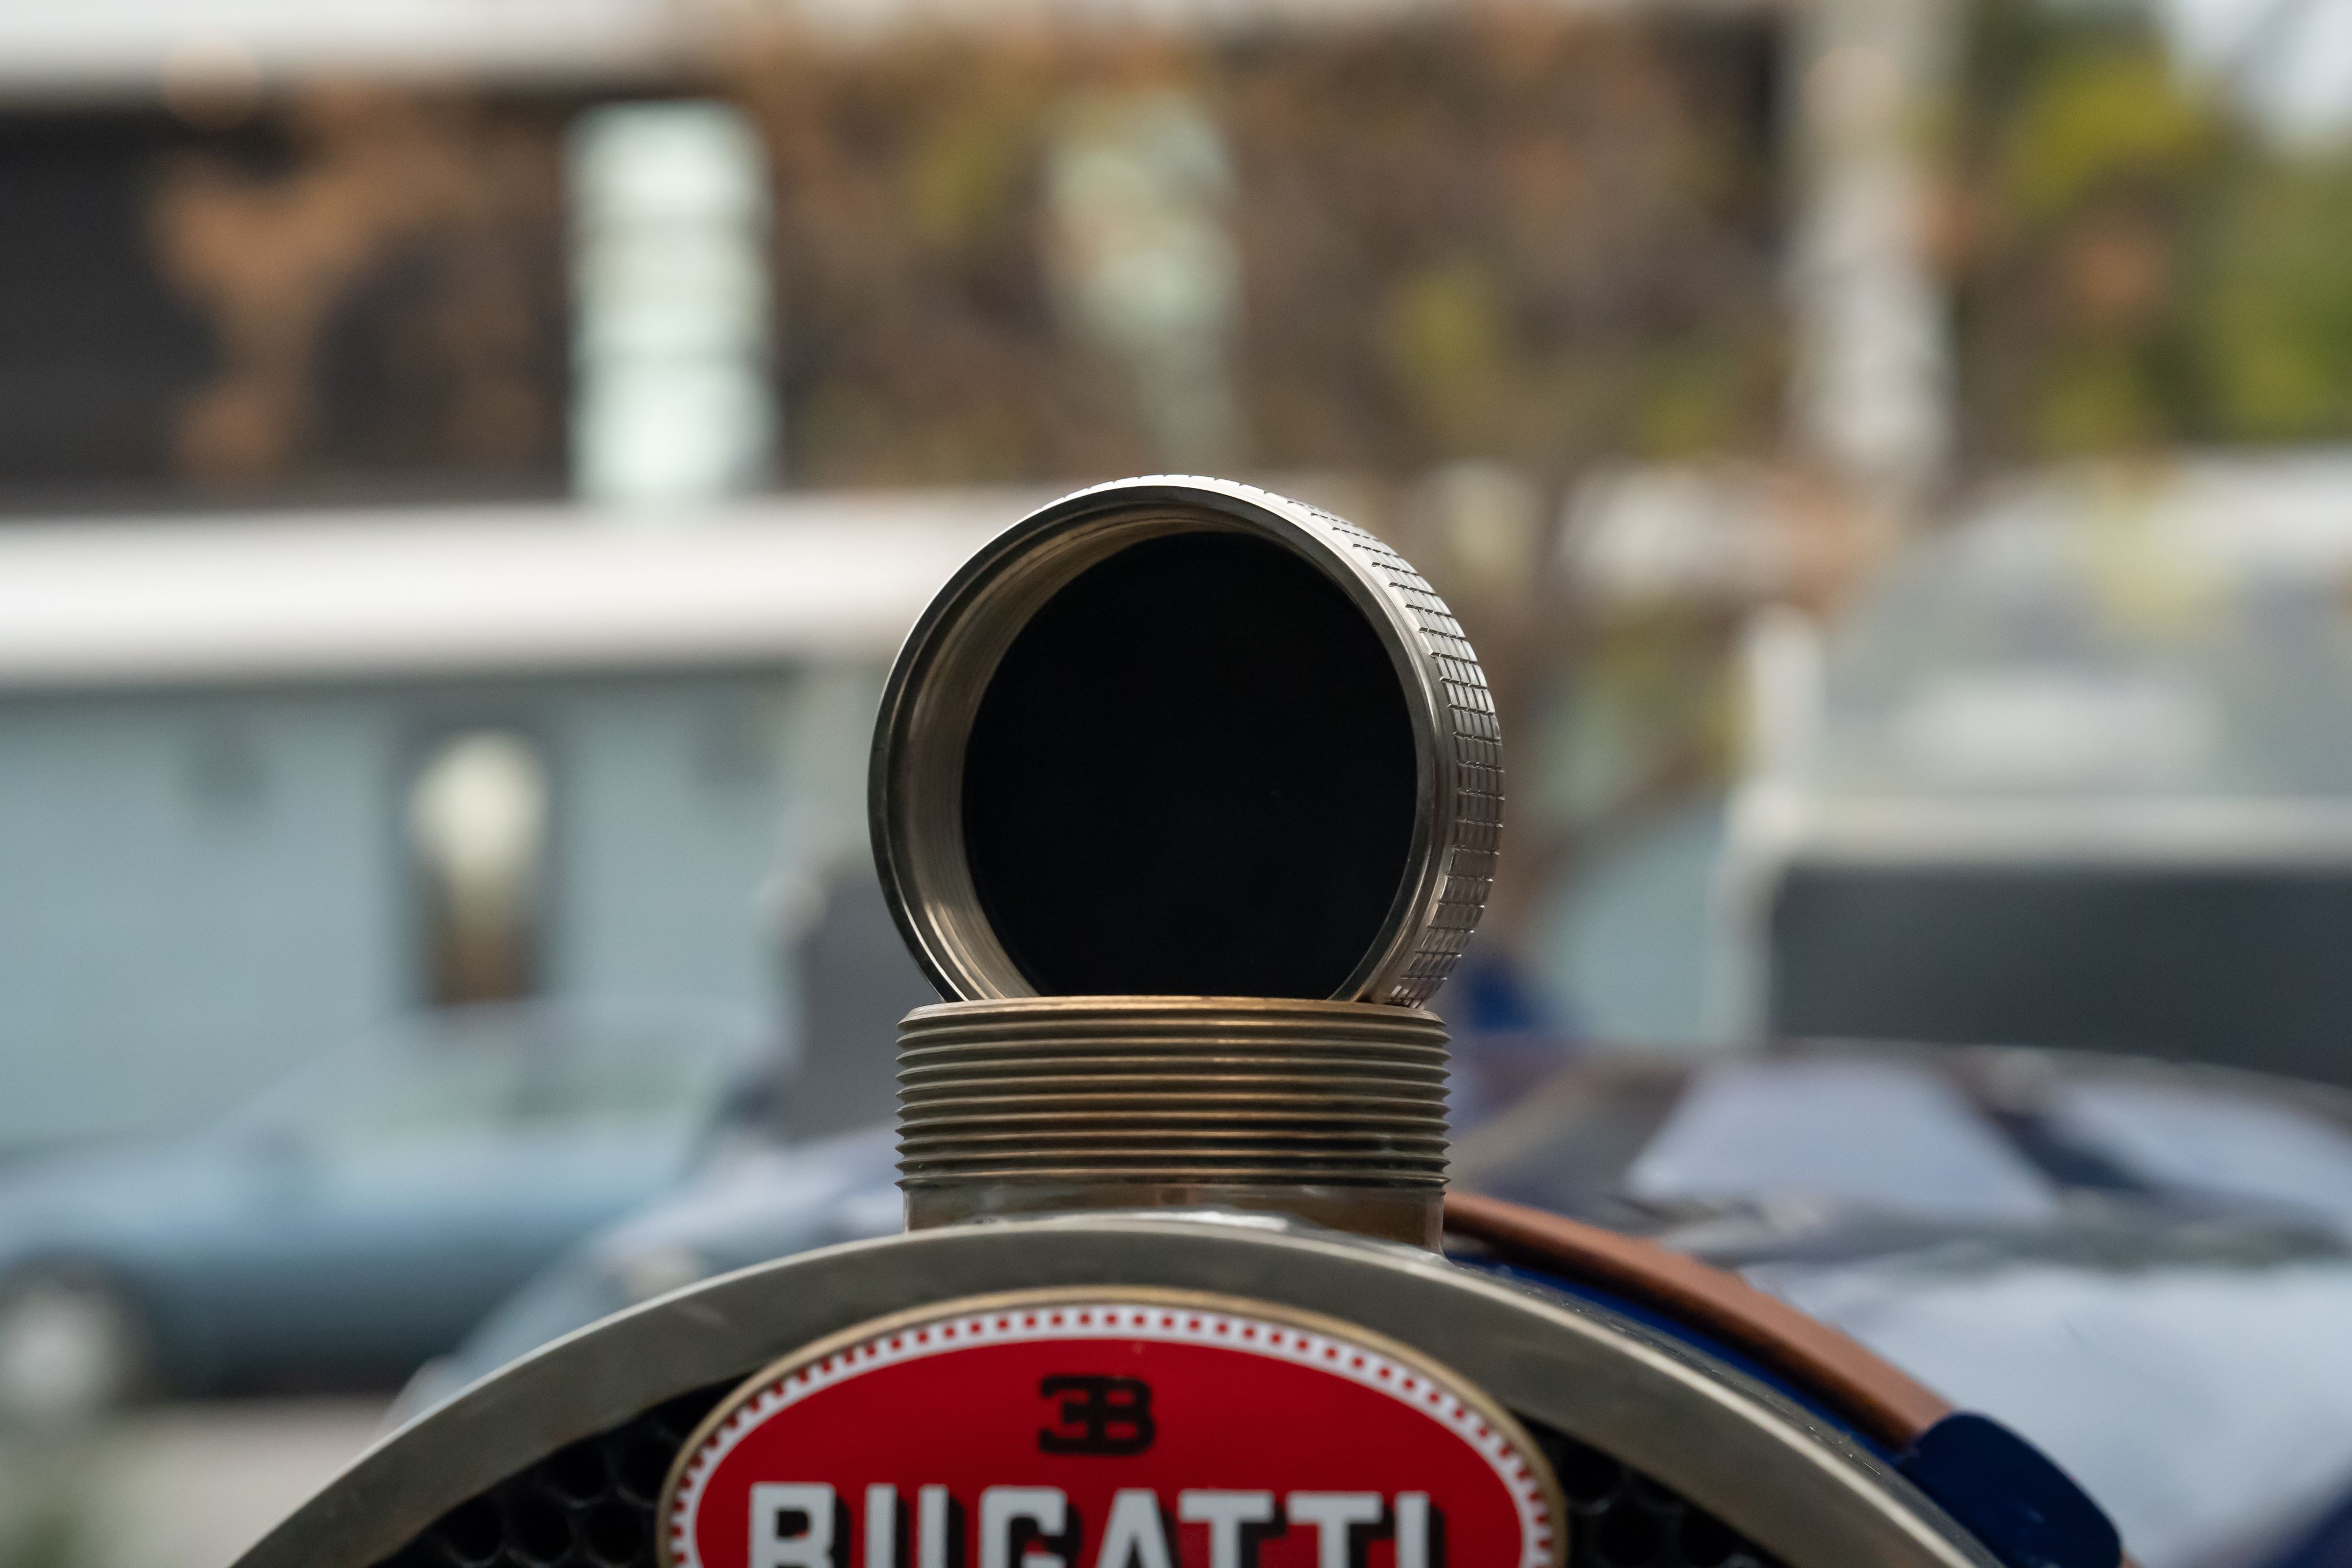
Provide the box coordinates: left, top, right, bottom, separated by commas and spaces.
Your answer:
376, 1386, 1784, 1568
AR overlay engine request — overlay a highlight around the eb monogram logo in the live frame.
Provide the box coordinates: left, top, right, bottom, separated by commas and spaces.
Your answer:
1037, 1375, 1157, 1456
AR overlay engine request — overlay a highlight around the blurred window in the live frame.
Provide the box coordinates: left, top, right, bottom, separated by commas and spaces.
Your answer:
1769, 865, 2352, 1087
0, 112, 214, 498
409, 730, 550, 1007
1043, 89, 1240, 472
568, 101, 774, 505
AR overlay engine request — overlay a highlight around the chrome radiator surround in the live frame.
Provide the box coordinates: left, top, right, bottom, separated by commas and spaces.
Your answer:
237, 1216, 1997, 1568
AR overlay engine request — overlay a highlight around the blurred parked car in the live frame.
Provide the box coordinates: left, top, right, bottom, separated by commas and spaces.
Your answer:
390, 1121, 899, 1422
0, 1001, 770, 1422
377, 868, 937, 1417
409, 1039, 2352, 1568
1723, 457, 2352, 1086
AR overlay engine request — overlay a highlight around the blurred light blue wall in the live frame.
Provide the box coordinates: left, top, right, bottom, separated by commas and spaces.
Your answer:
0, 670, 814, 1151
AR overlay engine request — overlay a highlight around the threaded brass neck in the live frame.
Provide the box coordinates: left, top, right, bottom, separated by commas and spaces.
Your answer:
896, 996, 1449, 1248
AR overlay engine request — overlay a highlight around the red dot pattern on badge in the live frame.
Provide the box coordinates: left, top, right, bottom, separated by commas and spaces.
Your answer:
663, 1300, 1556, 1568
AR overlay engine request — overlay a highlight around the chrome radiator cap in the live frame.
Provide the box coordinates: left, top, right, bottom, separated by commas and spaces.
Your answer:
869, 476, 1500, 1008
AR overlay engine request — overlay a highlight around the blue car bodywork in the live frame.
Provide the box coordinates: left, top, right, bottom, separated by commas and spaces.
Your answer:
415, 1042, 2352, 1568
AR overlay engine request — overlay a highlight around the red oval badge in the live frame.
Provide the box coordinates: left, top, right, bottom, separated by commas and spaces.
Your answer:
662, 1289, 1564, 1568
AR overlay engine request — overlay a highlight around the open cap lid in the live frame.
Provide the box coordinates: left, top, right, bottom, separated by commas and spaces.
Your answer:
869, 476, 1501, 1007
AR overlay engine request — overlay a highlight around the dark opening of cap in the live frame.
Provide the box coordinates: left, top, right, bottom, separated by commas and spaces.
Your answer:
960, 530, 1418, 998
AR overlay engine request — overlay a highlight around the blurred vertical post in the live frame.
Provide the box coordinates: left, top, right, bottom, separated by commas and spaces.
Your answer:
1788, 0, 1957, 521
568, 101, 776, 511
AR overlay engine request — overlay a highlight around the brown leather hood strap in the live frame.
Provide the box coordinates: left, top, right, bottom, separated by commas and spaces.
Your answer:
1445, 1191, 1952, 1450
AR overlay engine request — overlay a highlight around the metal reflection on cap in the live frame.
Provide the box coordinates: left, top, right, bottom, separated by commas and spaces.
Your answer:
871, 475, 1501, 1008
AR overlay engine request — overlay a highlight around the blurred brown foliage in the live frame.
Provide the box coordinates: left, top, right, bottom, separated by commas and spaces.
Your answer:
152, 86, 570, 493
731, 10, 1785, 489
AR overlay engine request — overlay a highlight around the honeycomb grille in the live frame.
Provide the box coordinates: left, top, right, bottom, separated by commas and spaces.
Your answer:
376, 1390, 1783, 1568
377, 1385, 729, 1568
1537, 1425, 1788, 1568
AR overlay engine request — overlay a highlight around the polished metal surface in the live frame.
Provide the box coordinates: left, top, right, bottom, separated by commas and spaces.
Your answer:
234, 1216, 1996, 1568
870, 475, 1500, 1007
896, 996, 1450, 1244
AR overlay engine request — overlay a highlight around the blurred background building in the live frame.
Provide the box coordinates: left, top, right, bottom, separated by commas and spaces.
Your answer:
0, 0, 1800, 1129
12, 0, 2352, 1138
13, 0, 2352, 1559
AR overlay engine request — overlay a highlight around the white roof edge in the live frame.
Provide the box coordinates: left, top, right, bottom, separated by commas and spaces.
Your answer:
0, 0, 1769, 100
0, 489, 1054, 690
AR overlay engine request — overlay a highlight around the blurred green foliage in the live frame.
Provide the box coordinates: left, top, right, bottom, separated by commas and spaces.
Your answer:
733, 12, 1786, 488
1959, 0, 2352, 461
